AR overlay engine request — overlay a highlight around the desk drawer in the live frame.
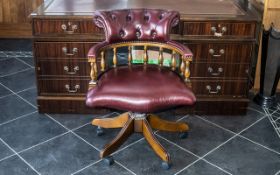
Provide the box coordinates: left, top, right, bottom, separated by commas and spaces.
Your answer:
38, 78, 89, 95
37, 59, 90, 77
186, 43, 253, 63
190, 62, 249, 78
183, 21, 256, 38
191, 79, 248, 97
33, 19, 102, 35
35, 42, 96, 59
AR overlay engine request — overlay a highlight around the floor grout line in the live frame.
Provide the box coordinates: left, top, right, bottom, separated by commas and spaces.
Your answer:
156, 134, 232, 175
0, 111, 37, 127
115, 161, 137, 175
0, 119, 95, 163
70, 159, 102, 175
0, 67, 33, 78
15, 57, 34, 68
0, 86, 36, 99
0, 138, 41, 175
194, 114, 280, 155
172, 113, 269, 175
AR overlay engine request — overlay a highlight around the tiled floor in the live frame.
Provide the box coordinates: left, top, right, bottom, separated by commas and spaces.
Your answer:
0, 39, 280, 175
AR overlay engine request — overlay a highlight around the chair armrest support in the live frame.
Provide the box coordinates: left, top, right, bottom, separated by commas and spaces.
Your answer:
167, 40, 193, 61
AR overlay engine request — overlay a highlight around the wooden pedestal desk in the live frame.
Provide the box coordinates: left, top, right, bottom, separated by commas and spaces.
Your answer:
30, 0, 260, 115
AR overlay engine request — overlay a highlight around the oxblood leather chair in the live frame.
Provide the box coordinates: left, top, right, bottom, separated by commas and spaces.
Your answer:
86, 9, 195, 169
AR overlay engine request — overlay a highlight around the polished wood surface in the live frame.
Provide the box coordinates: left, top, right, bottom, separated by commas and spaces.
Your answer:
30, 0, 260, 115
92, 112, 188, 163
0, 0, 43, 38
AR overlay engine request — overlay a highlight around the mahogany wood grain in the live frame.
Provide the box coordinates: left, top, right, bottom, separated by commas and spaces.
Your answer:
183, 21, 256, 38
190, 62, 249, 79
0, 0, 43, 37
38, 78, 90, 95
147, 114, 189, 132
92, 112, 129, 128
100, 117, 134, 158
186, 43, 253, 63
33, 19, 102, 35
34, 42, 96, 59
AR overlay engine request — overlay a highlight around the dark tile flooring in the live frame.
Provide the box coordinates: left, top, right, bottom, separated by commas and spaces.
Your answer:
0, 39, 280, 175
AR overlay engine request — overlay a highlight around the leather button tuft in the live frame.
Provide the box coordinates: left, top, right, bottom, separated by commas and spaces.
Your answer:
126, 15, 132, 22
151, 30, 157, 39
136, 28, 141, 39
119, 29, 125, 38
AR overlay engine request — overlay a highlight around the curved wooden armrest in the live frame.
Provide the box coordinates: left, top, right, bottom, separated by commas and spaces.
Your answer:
88, 41, 109, 59
167, 40, 193, 61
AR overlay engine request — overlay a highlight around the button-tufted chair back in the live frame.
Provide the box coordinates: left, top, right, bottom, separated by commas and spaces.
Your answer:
93, 9, 180, 43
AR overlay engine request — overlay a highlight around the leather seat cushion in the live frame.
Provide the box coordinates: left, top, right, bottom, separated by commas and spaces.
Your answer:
86, 65, 196, 113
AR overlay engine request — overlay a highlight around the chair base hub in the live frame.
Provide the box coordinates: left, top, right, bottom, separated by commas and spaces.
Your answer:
92, 112, 190, 169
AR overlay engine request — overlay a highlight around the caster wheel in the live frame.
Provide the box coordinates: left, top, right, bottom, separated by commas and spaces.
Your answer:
96, 126, 104, 136
161, 161, 171, 170
103, 156, 114, 166
179, 132, 188, 139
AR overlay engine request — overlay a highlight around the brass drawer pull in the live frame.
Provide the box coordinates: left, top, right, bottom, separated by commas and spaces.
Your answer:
208, 67, 223, 76
209, 49, 225, 57
206, 85, 221, 94
62, 47, 78, 56
65, 84, 80, 93
64, 66, 79, 75
61, 22, 78, 34
211, 26, 227, 37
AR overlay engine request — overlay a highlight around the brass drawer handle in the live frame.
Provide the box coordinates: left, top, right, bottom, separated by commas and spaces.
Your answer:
211, 26, 227, 37
65, 84, 80, 93
206, 85, 221, 94
64, 66, 79, 75
61, 22, 78, 34
62, 47, 78, 56
208, 67, 223, 76
209, 49, 225, 57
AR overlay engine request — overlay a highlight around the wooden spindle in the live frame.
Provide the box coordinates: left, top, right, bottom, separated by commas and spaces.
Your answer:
184, 60, 190, 83
158, 47, 163, 67
100, 51, 105, 71
90, 59, 97, 86
171, 50, 176, 71
113, 47, 117, 67
143, 45, 148, 64
180, 55, 185, 76
128, 46, 132, 65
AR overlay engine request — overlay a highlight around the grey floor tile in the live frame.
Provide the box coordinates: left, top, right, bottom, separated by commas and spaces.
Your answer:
241, 117, 280, 153
74, 120, 143, 151
205, 136, 280, 175
17, 87, 37, 106
0, 155, 37, 175
49, 112, 114, 130
0, 58, 30, 76
0, 112, 67, 152
16, 57, 34, 67
158, 116, 234, 156
199, 107, 265, 133
177, 160, 228, 175
115, 137, 197, 175
0, 39, 32, 51
75, 160, 132, 175
20, 133, 99, 175
0, 95, 36, 124
0, 69, 35, 92
0, 139, 13, 160
0, 83, 11, 97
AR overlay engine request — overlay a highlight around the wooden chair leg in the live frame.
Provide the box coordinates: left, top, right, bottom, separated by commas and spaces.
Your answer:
92, 112, 129, 129
142, 119, 170, 163
100, 117, 134, 158
147, 114, 189, 132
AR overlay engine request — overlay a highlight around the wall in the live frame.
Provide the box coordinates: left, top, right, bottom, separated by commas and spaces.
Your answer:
0, 0, 43, 38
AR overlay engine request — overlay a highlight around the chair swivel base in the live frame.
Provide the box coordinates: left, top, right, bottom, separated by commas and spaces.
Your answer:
92, 112, 189, 169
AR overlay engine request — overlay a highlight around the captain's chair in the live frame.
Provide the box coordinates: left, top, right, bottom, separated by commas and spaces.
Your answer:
86, 9, 196, 169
